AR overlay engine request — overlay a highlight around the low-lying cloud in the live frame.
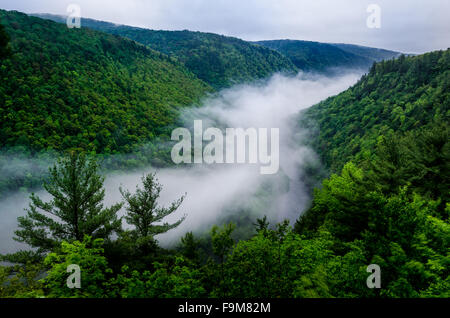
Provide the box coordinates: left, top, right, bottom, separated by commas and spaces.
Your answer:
0, 71, 361, 252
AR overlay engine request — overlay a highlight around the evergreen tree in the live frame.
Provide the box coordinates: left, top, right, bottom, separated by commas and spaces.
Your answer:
254, 215, 270, 235
412, 123, 450, 206
180, 232, 201, 264
14, 152, 123, 253
364, 133, 417, 195
120, 173, 186, 250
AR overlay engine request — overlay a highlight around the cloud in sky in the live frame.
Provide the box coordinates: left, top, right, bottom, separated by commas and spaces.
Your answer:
0, 0, 449, 53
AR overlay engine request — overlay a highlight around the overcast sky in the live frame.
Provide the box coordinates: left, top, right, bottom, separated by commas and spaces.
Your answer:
0, 0, 448, 53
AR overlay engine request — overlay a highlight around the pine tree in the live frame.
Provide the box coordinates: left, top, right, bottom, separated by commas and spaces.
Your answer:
412, 123, 450, 206
180, 232, 200, 264
120, 173, 186, 249
14, 152, 123, 253
254, 215, 270, 237
364, 133, 417, 194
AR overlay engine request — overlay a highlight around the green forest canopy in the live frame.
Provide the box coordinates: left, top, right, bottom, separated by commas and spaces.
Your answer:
0, 10, 211, 155
0, 10, 448, 299
256, 39, 400, 72
300, 49, 450, 172
34, 14, 299, 89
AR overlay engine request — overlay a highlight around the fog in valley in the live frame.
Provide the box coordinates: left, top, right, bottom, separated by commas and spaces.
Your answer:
0, 71, 362, 253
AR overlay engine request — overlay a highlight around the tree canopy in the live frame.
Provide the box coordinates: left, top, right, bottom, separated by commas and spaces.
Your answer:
13, 152, 122, 253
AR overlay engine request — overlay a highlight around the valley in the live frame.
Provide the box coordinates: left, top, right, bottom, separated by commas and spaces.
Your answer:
0, 8, 448, 299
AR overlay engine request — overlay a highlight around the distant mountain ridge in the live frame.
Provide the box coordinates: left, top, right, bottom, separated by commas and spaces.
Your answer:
33, 13, 401, 86
300, 49, 449, 171
256, 39, 400, 72
330, 43, 402, 62
33, 13, 298, 89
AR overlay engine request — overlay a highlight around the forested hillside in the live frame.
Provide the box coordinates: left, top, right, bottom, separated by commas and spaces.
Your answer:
0, 9, 448, 299
1, 48, 448, 298
256, 39, 399, 72
0, 22, 10, 58
300, 49, 449, 171
34, 14, 298, 89
294, 50, 449, 297
0, 10, 211, 155
331, 43, 401, 63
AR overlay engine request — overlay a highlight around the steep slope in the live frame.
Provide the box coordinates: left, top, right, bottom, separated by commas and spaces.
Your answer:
0, 10, 211, 154
256, 39, 372, 71
256, 39, 400, 72
34, 14, 298, 89
300, 49, 449, 172
294, 50, 449, 298
0, 22, 10, 58
330, 43, 401, 63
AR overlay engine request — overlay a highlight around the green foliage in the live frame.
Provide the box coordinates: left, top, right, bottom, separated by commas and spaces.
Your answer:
209, 223, 235, 296
0, 10, 211, 154
363, 124, 450, 206
217, 224, 366, 298
43, 236, 112, 298
301, 49, 450, 172
119, 172, 185, 251
0, 250, 43, 264
296, 149, 449, 297
294, 51, 449, 297
331, 43, 401, 63
296, 163, 369, 240
1, 12, 448, 298
211, 223, 236, 264
35, 14, 298, 89
179, 232, 201, 265
110, 257, 206, 298
256, 40, 398, 72
0, 262, 44, 297
13, 152, 122, 253
362, 191, 449, 297
0, 22, 11, 59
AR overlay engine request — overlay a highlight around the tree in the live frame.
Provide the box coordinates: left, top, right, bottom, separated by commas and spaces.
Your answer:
210, 222, 235, 296
412, 123, 450, 207
180, 232, 201, 264
254, 215, 270, 235
0, 23, 11, 59
220, 229, 277, 297
220, 224, 338, 298
0, 262, 44, 298
120, 172, 186, 250
43, 236, 112, 298
295, 162, 373, 241
111, 257, 206, 298
211, 223, 235, 265
14, 152, 123, 253
364, 133, 417, 195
